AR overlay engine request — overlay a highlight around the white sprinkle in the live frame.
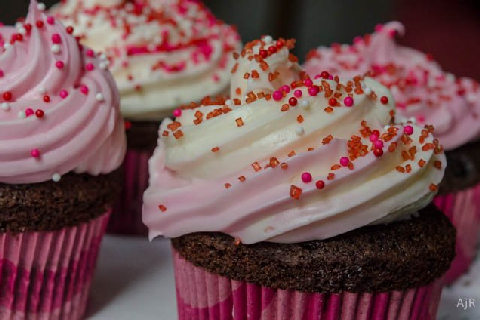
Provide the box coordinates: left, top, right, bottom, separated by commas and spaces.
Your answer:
300, 100, 310, 108
1, 102, 10, 111
96, 93, 104, 101
15, 22, 23, 29
18, 111, 26, 118
446, 73, 455, 82
52, 173, 61, 182
99, 53, 107, 60
18, 28, 26, 35
225, 99, 232, 106
295, 127, 305, 136
467, 94, 477, 104
263, 36, 273, 44
4, 43, 11, 50
99, 62, 108, 70
364, 86, 372, 95
37, 87, 46, 95
37, 3, 46, 10
51, 44, 61, 54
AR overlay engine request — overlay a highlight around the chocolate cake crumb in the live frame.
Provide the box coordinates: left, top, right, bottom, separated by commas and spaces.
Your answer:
172, 205, 455, 293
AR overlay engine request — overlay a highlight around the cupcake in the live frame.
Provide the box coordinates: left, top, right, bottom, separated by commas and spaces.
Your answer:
52, 0, 241, 235
0, 2, 125, 319
305, 22, 480, 284
143, 38, 455, 319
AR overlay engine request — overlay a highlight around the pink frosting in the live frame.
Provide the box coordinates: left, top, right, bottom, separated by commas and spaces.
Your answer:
0, 1, 126, 184
305, 22, 480, 151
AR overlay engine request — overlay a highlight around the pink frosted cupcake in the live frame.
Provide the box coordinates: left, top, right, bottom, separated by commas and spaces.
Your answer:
52, 0, 241, 235
143, 37, 455, 319
0, 2, 125, 319
305, 22, 480, 284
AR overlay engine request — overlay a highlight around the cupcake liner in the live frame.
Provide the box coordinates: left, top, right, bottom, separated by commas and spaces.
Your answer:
0, 211, 110, 320
173, 249, 444, 320
434, 183, 480, 284
107, 148, 152, 235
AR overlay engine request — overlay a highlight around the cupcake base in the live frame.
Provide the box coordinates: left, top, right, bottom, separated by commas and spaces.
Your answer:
434, 182, 480, 284
173, 250, 443, 320
107, 120, 160, 236
0, 211, 110, 320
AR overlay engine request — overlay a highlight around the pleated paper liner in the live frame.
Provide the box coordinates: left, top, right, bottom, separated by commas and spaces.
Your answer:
0, 210, 110, 320
434, 182, 480, 284
107, 148, 152, 235
173, 250, 444, 320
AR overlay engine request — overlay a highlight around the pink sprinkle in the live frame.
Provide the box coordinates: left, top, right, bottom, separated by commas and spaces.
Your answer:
374, 140, 384, 149
25, 108, 34, 117
375, 24, 384, 32
86, 63, 94, 71
388, 29, 397, 38
80, 85, 89, 95
31, 149, 40, 158
304, 78, 313, 87
344, 96, 354, 107
328, 75, 333, 80
0, 70, 4, 77
86, 49, 95, 57
55, 61, 64, 69
46, 17, 55, 25
52, 34, 61, 44
294, 90, 302, 98
404, 125, 414, 135
340, 157, 349, 167
273, 90, 283, 101
308, 86, 318, 96
353, 37, 363, 45
301, 172, 312, 183
173, 108, 182, 117
370, 133, 379, 142
281, 85, 290, 93
59, 90, 68, 99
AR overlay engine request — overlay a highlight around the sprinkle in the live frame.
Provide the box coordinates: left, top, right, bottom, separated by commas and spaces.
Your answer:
373, 140, 384, 149
289, 97, 298, 106
124, 121, 132, 130
418, 159, 426, 167
316, 180, 325, 189
290, 185, 302, 200
51, 45, 61, 54
288, 151, 296, 157
308, 86, 319, 96
396, 166, 405, 173
281, 163, 288, 170
340, 157, 349, 167
37, 3, 46, 10
373, 148, 383, 157
294, 90, 303, 98
224, 183, 231, 189
55, 61, 64, 69
18, 111, 26, 118
327, 173, 335, 180
236, 118, 244, 127
96, 93, 104, 101
429, 183, 438, 192
51, 34, 61, 44
343, 96, 354, 107
173, 130, 184, 139
320, 71, 330, 79
304, 78, 313, 87
238, 176, 246, 182
86, 63, 94, 71
80, 86, 89, 95
295, 127, 304, 136
328, 98, 337, 106
52, 173, 61, 182
158, 205, 167, 212
35, 109, 44, 118
434, 161, 442, 169
3, 92, 12, 101
31, 149, 40, 158
404, 125, 414, 135
263, 35, 273, 44
380, 96, 389, 105
1, 102, 10, 111
369, 133, 379, 142
211, 147, 219, 153
364, 87, 372, 95
66, 26, 74, 34
300, 100, 310, 108
252, 162, 261, 172
273, 90, 283, 101
301, 172, 312, 183
297, 115, 304, 123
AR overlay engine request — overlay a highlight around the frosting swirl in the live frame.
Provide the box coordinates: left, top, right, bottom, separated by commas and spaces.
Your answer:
0, 1, 125, 184
305, 22, 480, 151
52, 0, 241, 120
143, 38, 446, 244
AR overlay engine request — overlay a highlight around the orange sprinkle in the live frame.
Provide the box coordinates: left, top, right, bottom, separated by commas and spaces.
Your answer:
422, 143, 434, 151
162, 130, 169, 137
348, 163, 354, 170
269, 157, 280, 168
236, 118, 244, 127
290, 185, 303, 200
233, 99, 242, 105
322, 135, 333, 145
396, 166, 405, 173
297, 115, 304, 123
434, 161, 442, 169
235, 87, 241, 95
324, 107, 333, 114
331, 164, 341, 171
418, 159, 426, 167
307, 147, 315, 152
388, 142, 397, 152
405, 164, 412, 173
231, 63, 238, 74
327, 173, 335, 180
243, 73, 250, 79
281, 163, 288, 170
281, 104, 290, 112
158, 205, 167, 212
429, 183, 438, 192
238, 176, 246, 182
167, 121, 182, 131
288, 151, 296, 157
252, 162, 261, 172
224, 183, 232, 189
173, 130, 184, 139
251, 70, 260, 79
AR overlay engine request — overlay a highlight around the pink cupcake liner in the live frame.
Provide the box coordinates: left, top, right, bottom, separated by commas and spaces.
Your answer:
0, 211, 110, 320
173, 249, 444, 320
107, 148, 152, 235
434, 183, 480, 284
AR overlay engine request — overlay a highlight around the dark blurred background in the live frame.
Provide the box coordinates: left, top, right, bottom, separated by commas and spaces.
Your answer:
1, 0, 479, 80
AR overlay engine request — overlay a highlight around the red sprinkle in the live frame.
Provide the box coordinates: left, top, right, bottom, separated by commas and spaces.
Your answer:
35, 109, 44, 118
380, 96, 389, 105
316, 180, 325, 189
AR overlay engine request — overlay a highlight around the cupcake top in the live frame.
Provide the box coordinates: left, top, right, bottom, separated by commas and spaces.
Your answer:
0, 1, 126, 184
305, 22, 480, 151
143, 37, 446, 244
52, 0, 241, 120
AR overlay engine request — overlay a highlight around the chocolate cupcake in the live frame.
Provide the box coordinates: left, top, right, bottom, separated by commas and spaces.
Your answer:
305, 22, 480, 284
143, 37, 454, 319
0, 2, 125, 318
51, 0, 241, 235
